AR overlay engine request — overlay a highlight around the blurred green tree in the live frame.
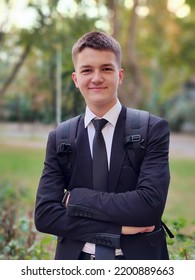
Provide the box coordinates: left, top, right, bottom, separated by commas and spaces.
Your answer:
0, 0, 195, 122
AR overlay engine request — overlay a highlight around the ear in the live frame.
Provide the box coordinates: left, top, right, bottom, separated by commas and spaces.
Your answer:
72, 72, 79, 88
119, 69, 124, 84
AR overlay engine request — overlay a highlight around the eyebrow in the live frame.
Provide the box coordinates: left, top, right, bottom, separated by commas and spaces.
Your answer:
79, 63, 115, 69
79, 65, 92, 69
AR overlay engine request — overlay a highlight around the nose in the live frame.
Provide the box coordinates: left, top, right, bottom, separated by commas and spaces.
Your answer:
91, 70, 103, 83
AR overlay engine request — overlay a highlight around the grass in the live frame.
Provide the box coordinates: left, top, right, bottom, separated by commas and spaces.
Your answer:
164, 159, 195, 226
0, 141, 194, 259
0, 144, 45, 205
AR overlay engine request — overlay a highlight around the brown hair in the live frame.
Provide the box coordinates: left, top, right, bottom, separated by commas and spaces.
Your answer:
72, 31, 122, 67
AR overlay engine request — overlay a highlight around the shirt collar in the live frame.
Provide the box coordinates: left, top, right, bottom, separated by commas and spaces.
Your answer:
84, 100, 122, 128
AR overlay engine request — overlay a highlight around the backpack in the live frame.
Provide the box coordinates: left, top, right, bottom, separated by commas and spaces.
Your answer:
56, 108, 149, 176
55, 108, 174, 239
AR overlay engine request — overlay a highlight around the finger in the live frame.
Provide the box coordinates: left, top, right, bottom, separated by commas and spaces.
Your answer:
140, 226, 155, 233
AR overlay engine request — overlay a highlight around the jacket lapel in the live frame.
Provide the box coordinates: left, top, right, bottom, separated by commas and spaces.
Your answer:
108, 106, 126, 193
70, 116, 93, 189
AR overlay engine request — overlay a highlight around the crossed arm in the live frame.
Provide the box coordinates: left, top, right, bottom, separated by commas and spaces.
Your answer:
65, 193, 155, 235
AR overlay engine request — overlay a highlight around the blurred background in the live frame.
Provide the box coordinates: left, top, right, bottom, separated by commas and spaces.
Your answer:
0, 0, 194, 260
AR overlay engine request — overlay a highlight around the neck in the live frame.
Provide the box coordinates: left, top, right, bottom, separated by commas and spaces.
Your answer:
87, 100, 118, 118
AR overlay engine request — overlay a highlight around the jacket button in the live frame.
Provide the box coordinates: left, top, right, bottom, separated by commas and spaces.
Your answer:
101, 239, 106, 245
74, 211, 78, 216
85, 211, 90, 217
79, 211, 84, 216
88, 212, 92, 218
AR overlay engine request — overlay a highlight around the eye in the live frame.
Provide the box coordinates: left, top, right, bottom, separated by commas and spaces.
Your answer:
81, 69, 92, 74
103, 67, 113, 72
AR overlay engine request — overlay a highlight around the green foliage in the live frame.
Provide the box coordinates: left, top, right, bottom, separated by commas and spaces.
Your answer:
0, 181, 55, 260
0, 210, 55, 260
0, 0, 100, 123
166, 218, 195, 260
166, 100, 195, 131
1, 0, 195, 120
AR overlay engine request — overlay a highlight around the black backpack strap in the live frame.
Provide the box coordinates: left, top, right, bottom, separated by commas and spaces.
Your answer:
124, 108, 149, 175
125, 109, 174, 238
56, 115, 81, 174
161, 221, 174, 238
124, 108, 174, 239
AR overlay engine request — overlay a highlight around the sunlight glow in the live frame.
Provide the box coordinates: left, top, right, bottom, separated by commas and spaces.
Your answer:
0, 0, 191, 32
136, 6, 149, 17
57, 0, 77, 17
0, 0, 38, 30
124, 0, 134, 9
175, 4, 191, 18
167, 0, 191, 18
11, 7, 38, 29
168, 0, 185, 12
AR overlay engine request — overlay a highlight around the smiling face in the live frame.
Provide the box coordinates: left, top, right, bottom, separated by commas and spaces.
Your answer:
72, 47, 124, 116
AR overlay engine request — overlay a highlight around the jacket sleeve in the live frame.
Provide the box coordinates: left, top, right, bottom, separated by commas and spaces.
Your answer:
66, 117, 170, 226
34, 130, 121, 248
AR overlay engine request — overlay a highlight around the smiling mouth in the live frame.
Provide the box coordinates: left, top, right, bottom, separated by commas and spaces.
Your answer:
88, 87, 107, 90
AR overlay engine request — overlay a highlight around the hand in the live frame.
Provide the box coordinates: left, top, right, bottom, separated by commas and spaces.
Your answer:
121, 225, 155, 235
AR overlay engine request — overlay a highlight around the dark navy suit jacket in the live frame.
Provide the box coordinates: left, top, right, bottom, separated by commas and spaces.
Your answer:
35, 107, 170, 259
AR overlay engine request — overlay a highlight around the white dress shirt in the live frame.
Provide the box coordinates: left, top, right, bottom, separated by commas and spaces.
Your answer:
85, 100, 122, 169
82, 100, 123, 255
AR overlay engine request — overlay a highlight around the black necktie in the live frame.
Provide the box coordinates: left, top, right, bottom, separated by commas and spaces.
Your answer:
92, 119, 115, 260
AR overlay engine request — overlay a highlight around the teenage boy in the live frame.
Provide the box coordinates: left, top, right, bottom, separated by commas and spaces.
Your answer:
35, 31, 171, 260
